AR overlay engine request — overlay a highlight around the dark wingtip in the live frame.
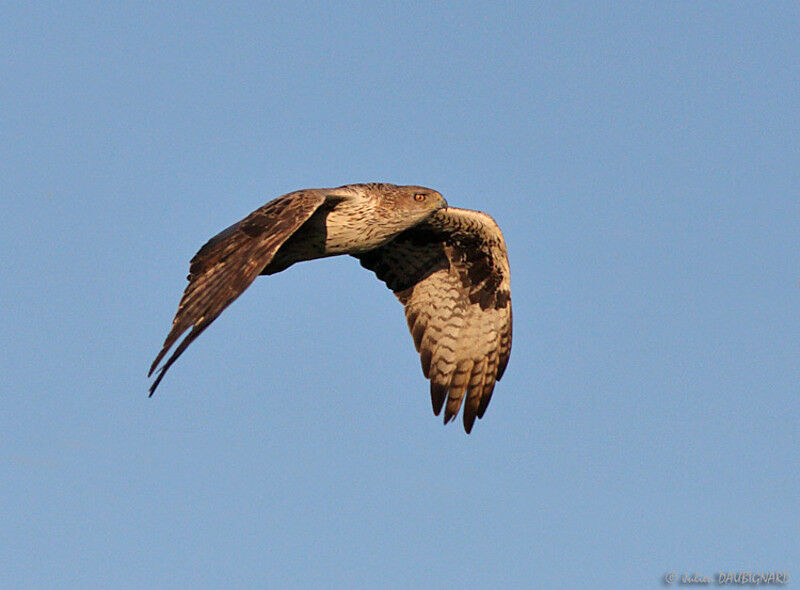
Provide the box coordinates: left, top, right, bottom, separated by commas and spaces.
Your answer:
146, 323, 211, 400
148, 368, 166, 397
430, 382, 447, 416
148, 348, 169, 392
463, 404, 478, 433
148, 344, 170, 378
476, 383, 496, 418
463, 414, 476, 434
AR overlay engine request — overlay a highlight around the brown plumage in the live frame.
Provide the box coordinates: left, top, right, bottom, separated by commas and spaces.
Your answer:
149, 183, 512, 433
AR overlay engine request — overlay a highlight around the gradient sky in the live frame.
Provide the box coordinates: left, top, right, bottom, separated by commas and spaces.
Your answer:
2, 2, 798, 588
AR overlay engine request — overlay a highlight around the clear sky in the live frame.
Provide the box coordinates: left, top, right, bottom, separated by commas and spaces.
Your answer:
2, 2, 798, 588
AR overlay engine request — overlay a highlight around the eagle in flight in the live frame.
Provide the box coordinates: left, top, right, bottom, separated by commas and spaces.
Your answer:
149, 183, 512, 433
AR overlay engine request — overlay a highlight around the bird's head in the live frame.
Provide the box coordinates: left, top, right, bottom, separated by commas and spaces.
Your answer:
331, 183, 448, 229
392, 185, 448, 217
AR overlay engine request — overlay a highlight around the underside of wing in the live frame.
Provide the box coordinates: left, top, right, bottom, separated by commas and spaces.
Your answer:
148, 189, 331, 394
355, 207, 512, 433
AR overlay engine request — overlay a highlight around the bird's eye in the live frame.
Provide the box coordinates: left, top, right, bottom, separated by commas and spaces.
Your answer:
414, 193, 426, 202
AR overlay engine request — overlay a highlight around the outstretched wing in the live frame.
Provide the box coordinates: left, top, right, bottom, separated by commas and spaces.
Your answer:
355, 207, 512, 433
148, 189, 330, 394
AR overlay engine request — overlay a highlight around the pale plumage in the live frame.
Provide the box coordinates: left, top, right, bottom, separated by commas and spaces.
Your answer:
149, 183, 512, 432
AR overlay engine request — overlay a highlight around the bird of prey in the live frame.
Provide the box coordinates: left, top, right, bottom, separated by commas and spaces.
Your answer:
148, 183, 512, 433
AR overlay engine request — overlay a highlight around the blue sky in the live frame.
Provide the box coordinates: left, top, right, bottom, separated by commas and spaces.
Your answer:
2, 2, 798, 588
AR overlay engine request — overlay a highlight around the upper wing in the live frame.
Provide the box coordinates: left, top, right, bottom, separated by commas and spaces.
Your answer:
148, 189, 331, 394
355, 207, 512, 433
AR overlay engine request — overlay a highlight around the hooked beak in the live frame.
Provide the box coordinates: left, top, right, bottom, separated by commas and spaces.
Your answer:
437, 194, 448, 210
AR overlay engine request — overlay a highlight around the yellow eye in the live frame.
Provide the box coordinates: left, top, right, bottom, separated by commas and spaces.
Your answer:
414, 193, 426, 202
